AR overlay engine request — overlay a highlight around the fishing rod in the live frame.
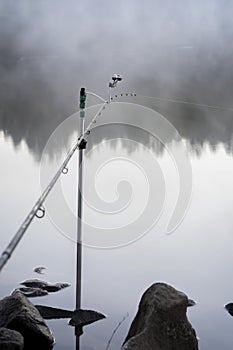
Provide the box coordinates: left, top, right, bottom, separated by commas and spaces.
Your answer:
0, 75, 134, 273
4, 77, 202, 273
0, 97, 108, 273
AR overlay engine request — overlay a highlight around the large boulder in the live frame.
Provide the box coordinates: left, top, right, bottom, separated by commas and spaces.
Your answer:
122, 283, 198, 350
0, 328, 24, 350
0, 291, 54, 349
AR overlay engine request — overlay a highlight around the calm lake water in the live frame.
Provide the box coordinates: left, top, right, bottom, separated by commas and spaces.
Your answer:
1, 1, 233, 349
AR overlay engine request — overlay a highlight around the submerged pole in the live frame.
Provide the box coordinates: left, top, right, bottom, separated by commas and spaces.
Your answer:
75, 87, 86, 348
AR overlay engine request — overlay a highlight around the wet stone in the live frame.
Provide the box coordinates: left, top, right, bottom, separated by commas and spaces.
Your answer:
0, 327, 24, 350
0, 291, 54, 349
122, 283, 198, 350
20, 279, 70, 293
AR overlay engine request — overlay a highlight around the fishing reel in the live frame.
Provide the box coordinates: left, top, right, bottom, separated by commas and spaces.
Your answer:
109, 74, 123, 88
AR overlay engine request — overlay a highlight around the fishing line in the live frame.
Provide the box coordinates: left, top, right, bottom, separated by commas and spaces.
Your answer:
111, 93, 233, 112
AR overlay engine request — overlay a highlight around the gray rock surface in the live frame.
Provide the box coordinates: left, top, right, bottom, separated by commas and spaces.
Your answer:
20, 279, 48, 289
0, 328, 24, 350
34, 266, 46, 274
69, 309, 106, 327
187, 299, 196, 307
45, 282, 70, 293
122, 283, 198, 350
15, 287, 48, 298
20, 279, 70, 292
35, 305, 73, 319
0, 291, 54, 349
225, 303, 233, 316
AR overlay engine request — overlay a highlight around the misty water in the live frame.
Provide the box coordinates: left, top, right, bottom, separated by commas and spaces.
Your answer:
1, 1, 233, 349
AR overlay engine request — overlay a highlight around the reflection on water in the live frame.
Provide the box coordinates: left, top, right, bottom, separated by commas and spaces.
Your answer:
1, 76, 233, 158
1, 133, 233, 349
1, 1, 233, 158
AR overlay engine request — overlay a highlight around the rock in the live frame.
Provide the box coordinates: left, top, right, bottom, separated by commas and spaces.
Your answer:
34, 266, 46, 274
44, 283, 70, 293
122, 283, 198, 350
20, 279, 70, 293
20, 279, 49, 289
69, 309, 106, 327
225, 303, 233, 316
15, 287, 48, 298
35, 305, 106, 337
35, 305, 73, 319
187, 299, 196, 307
0, 328, 24, 350
0, 291, 54, 349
